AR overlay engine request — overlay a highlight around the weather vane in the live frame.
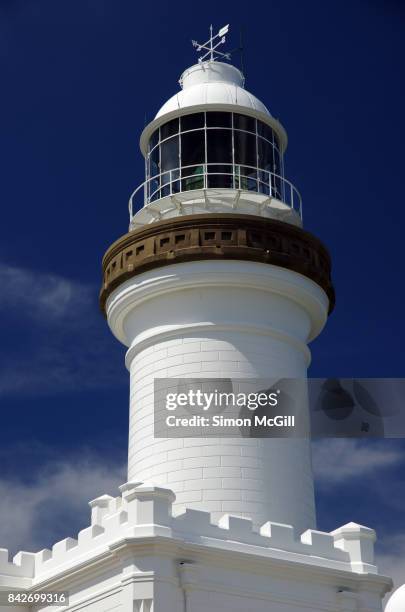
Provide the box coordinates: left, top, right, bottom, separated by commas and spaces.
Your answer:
192, 24, 231, 63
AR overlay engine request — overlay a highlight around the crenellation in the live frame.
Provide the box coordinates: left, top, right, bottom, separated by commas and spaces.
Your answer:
77, 524, 105, 547
217, 514, 258, 543
12, 552, 35, 576
0, 548, 36, 579
36, 549, 52, 564
0, 482, 382, 597
260, 521, 297, 548
300, 529, 348, 561
51, 537, 78, 562
174, 508, 220, 538
102, 509, 128, 537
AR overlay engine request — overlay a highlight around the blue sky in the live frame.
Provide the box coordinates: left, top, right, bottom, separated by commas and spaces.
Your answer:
0, 0, 404, 598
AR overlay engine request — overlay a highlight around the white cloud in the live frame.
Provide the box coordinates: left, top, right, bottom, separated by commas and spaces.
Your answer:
0, 263, 125, 395
312, 439, 403, 485
0, 453, 126, 555
0, 263, 92, 321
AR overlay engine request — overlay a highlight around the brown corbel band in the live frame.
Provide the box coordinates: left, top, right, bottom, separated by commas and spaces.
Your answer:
100, 214, 335, 315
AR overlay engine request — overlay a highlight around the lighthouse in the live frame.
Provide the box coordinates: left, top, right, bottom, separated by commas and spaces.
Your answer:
0, 26, 392, 612
100, 25, 334, 536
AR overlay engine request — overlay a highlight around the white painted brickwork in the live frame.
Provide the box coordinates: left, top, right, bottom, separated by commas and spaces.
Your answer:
128, 330, 316, 532
104, 260, 329, 533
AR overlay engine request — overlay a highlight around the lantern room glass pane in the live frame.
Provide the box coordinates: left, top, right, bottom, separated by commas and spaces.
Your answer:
181, 113, 205, 131
149, 178, 160, 202
234, 131, 257, 167
258, 170, 271, 195
207, 164, 233, 188
160, 118, 179, 141
207, 129, 232, 163
271, 173, 283, 199
181, 130, 205, 166
234, 114, 256, 133
273, 148, 281, 174
257, 120, 274, 143
149, 158, 159, 179
258, 137, 273, 172
160, 136, 179, 173
149, 129, 159, 150
150, 146, 160, 177
206, 112, 232, 127
182, 165, 205, 191
235, 167, 258, 191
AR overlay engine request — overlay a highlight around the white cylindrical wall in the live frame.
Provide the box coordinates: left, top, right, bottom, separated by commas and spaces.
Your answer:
106, 260, 329, 535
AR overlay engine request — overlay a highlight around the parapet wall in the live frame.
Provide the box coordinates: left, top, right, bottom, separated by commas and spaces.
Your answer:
0, 481, 379, 588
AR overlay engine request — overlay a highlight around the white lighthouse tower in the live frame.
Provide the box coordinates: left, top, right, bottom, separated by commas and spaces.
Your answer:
101, 26, 334, 537
0, 26, 393, 612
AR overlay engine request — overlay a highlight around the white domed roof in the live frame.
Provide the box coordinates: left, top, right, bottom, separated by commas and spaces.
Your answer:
155, 61, 271, 119
386, 585, 405, 612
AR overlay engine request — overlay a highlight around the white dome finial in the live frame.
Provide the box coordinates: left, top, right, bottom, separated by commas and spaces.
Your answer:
179, 61, 245, 90
191, 24, 231, 63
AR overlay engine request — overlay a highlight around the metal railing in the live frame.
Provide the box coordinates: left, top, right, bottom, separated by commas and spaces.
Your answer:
128, 163, 302, 221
